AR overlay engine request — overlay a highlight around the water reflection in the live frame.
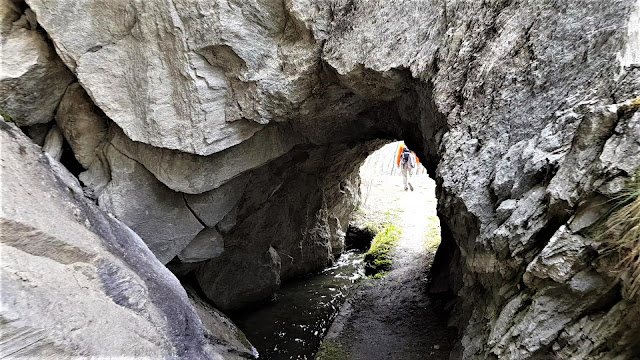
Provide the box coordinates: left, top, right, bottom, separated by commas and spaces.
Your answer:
231, 251, 364, 359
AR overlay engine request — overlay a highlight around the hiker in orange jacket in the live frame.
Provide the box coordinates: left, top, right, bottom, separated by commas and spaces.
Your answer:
396, 144, 419, 191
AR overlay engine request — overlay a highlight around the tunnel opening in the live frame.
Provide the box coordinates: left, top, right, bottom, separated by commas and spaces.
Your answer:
10, 16, 465, 354
154, 73, 464, 360
4, 0, 640, 358
219, 140, 458, 360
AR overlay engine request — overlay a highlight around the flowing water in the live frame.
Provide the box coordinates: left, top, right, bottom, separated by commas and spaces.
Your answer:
231, 251, 365, 360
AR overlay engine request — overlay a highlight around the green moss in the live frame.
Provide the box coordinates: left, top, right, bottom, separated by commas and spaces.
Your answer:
364, 223, 401, 276
374, 258, 391, 267
424, 215, 442, 250
0, 109, 13, 123
352, 206, 402, 234
370, 271, 388, 279
315, 341, 349, 360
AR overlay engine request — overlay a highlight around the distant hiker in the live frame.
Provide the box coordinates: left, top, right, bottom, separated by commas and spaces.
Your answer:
396, 144, 418, 191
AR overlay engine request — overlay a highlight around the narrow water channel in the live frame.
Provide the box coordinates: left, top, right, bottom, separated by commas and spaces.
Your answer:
231, 251, 365, 360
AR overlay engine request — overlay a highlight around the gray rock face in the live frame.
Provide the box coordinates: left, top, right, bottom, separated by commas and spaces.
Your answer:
178, 227, 225, 263
55, 82, 108, 168
5, 0, 640, 358
109, 124, 304, 194
41, 124, 63, 160
322, 1, 640, 359
98, 145, 204, 264
24, 0, 321, 155
524, 226, 593, 284
0, 1, 73, 126
0, 122, 245, 359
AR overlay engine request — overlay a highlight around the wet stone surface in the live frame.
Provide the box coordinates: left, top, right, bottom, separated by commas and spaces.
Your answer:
318, 161, 458, 360
231, 251, 365, 360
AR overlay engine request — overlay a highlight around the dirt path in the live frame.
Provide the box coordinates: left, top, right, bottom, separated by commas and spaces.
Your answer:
318, 174, 457, 360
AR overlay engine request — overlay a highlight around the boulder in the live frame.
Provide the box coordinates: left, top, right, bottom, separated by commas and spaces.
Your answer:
0, 3, 73, 126
109, 124, 304, 194
55, 82, 108, 168
178, 228, 225, 263
345, 224, 375, 251
25, 0, 321, 155
0, 0, 21, 35
184, 176, 249, 227
98, 145, 203, 264
196, 246, 281, 312
185, 284, 257, 359
78, 157, 111, 199
0, 121, 243, 358
41, 124, 63, 160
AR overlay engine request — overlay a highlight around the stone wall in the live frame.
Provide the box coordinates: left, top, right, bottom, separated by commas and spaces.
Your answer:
1, 0, 639, 358
0, 121, 254, 358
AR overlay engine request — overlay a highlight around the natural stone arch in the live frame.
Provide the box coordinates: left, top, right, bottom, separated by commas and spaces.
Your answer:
183, 77, 446, 311
2, 0, 639, 359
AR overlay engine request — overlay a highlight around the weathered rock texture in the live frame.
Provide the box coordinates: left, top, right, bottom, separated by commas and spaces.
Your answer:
3, 0, 640, 358
98, 144, 205, 265
0, 122, 254, 358
0, 0, 73, 126
55, 82, 108, 168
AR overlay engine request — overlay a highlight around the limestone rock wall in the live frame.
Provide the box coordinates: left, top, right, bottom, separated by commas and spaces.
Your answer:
0, 121, 254, 358
192, 141, 380, 311
323, 1, 640, 358
0, 0, 73, 126
2, 0, 639, 358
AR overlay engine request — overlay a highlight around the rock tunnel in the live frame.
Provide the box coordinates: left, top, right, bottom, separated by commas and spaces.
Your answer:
1, 0, 640, 359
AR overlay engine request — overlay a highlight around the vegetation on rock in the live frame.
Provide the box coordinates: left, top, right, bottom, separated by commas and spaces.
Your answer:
364, 223, 402, 277
423, 215, 442, 250
315, 341, 349, 360
629, 97, 640, 112
600, 172, 640, 299
0, 109, 13, 123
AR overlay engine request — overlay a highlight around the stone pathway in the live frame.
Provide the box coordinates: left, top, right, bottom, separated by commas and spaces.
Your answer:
318, 174, 457, 360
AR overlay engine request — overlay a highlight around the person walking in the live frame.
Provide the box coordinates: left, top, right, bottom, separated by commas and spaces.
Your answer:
397, 145, 417, 191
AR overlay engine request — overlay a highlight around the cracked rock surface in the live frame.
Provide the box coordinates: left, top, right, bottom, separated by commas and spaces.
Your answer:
2, 0, 640, 358
0, 122, 252, 358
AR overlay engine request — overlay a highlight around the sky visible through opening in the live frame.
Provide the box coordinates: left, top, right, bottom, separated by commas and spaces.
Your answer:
358, 141, 441, 253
